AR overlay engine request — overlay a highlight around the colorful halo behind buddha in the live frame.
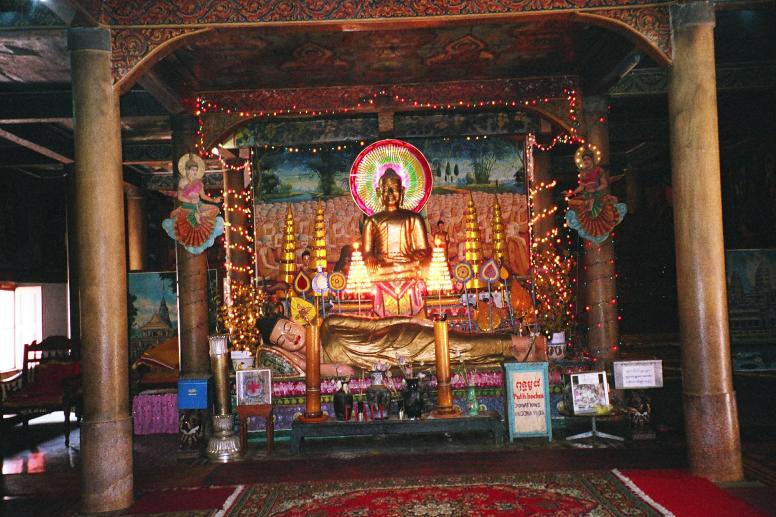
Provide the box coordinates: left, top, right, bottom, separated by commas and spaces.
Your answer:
349, 139, 433, 216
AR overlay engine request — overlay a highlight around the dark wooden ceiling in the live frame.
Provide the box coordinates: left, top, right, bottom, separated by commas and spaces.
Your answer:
153, 20, 591, 96
0, 5, 772, 183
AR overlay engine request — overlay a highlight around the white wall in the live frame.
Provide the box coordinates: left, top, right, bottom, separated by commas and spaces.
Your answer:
19, 283, 69, 338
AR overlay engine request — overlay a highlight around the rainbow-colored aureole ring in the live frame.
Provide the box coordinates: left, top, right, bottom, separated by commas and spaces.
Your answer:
349, 139, 433, 216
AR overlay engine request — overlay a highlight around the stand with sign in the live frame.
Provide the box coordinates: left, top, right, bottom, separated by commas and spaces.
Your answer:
613, 360, 663, 440
566, 371, 624, 443
504, 362, 552, 442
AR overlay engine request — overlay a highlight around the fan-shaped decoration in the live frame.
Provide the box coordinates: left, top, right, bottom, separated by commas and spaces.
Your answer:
312, 271, 329, 295
328, 271, 347, 292
452, 261, 474, 284
479, 258, 500, 284
350, 139, 433, 216
293, 270, 311, 295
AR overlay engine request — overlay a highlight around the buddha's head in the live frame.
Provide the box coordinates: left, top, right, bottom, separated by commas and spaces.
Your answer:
258, 314, 305, 352
377, 168, 404, 211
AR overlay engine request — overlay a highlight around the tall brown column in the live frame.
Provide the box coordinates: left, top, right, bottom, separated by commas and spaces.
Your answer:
669, 2, 742, 482
69, 27, 133, 513
224, 168, 251, 287
581, 96, 619, 366
126, 185, 147, 271
172, 114, 211, 376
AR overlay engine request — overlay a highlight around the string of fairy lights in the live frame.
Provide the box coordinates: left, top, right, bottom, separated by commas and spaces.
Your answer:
221, 155, 256, 282
526, 134, 576, 345
192, 87, 581, 156
191, 86, 625, 359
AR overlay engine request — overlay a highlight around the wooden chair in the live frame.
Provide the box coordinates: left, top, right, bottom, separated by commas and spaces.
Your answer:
236, 404, 274, 453
0, 336, 81, 446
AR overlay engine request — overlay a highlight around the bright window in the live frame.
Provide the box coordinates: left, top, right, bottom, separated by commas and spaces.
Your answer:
0, 285, 42, 372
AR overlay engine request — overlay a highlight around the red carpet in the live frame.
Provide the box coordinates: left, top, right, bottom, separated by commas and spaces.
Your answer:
125, 485, 243, 516
615, 469, 769, 517
223, 472, 661, 516
118, 469, 767, 516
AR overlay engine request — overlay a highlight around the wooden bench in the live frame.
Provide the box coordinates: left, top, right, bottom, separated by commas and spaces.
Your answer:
290, 411, 504, 454
0, 336, 81, 446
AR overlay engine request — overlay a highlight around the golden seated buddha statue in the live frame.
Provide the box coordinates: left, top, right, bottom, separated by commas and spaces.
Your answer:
362, 168, 432, 282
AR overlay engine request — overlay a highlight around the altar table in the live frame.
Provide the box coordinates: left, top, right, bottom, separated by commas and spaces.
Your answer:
290, 411, 504, 454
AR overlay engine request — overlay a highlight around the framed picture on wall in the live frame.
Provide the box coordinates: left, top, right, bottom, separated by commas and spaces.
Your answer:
236, 368, 272, 406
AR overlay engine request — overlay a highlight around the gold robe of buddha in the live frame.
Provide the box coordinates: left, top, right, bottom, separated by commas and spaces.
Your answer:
320, 314, 547, 371
362, 168, 432, 281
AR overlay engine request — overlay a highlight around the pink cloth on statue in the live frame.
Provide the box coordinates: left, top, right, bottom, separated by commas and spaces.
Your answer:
132, 390, 179, 435
373, 279, 425, 317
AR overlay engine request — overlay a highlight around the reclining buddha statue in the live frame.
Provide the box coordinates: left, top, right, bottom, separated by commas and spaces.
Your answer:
258, 313, 547, 376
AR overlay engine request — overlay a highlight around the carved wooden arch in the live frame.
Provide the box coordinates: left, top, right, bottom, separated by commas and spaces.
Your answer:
574, 8, 671, 66
113, 27, 211, 96
110, 6, 671, 95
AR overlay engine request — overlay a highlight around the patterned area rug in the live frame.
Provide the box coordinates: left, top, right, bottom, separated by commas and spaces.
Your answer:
223, 471, 661, 516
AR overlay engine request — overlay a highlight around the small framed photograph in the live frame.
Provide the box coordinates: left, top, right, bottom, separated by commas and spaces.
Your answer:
570, 371, 609, 415
236, 368, 272, 406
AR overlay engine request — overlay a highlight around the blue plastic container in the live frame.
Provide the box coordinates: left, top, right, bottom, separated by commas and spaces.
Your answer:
177, 378, 210, 409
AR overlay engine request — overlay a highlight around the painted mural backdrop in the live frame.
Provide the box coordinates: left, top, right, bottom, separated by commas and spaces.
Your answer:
254, 136, 530, 282
127, 270, 219, 363
726, 249, 776, 371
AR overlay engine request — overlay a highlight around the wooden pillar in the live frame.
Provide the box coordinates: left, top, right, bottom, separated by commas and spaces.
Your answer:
171, 113, 211, 376
224, 167, 251, 287
68, 27, 133, 513
669, 1, 742, 482
581, 95, 619, 366
126, 185, 147, 271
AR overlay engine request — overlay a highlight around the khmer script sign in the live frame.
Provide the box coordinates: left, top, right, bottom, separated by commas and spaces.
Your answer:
504, 362, 552, 442
612, 360, 663, 389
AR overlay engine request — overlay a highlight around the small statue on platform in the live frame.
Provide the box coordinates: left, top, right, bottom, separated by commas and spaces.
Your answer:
163, 153, 224, 254
565, 145, 626, 244
362, 168, 432, 281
